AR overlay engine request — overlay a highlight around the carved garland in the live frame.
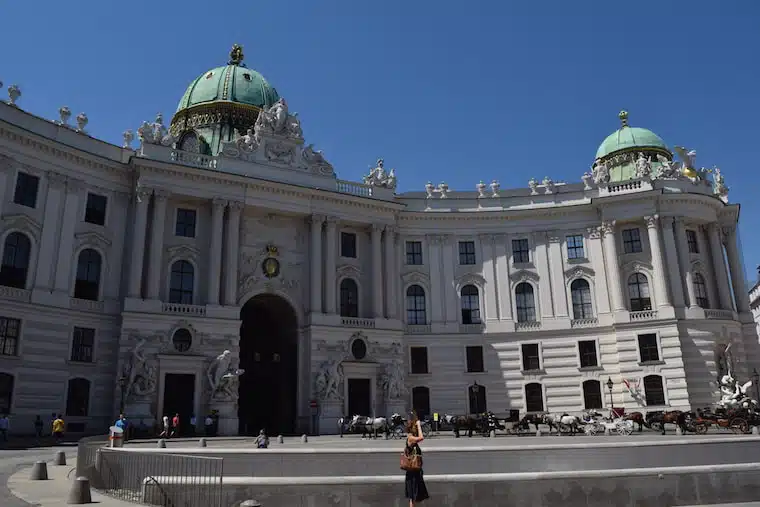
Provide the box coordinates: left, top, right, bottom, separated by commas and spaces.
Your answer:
1, 214, 42, 243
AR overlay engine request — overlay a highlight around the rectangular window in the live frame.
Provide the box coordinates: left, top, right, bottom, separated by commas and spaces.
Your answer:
466, 345, 484, 373
458, 241, 476, 265
578, 340, 598, 368
638, 333, 660, 363
512, 238, 530, 263
686, 230, 699, 254
70, 327, 95, 363
521, 343, 541, 371
0, 317, 21, 356
583, 381, 603, 409
175, 208, 197, 238
622, 228, 642, 254
410, 347, 429, 374
84, 193, 108, 226
341, 232, 357, 258
566, 235, 585, 259
406, 241, 423, 265
13, 172, 40, 208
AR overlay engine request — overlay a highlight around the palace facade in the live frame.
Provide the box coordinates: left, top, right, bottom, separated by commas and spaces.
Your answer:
0, 47, 757, 436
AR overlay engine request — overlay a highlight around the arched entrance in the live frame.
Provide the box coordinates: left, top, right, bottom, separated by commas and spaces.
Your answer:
238, 294, 299, 435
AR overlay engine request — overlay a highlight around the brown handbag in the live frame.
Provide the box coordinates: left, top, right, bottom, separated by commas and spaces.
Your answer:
400, 445, 422, 472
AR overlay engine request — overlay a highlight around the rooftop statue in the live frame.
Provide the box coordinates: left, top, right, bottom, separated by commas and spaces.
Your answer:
229, 44, 245, 66
363, 158, 397, 190
255, 98, 303, 139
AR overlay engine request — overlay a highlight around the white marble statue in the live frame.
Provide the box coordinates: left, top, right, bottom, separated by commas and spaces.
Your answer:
255, 98, 303, 139
315, 359, 343, 400
712, 166, 729, 199
591, 159, 610, 185
302, 144, 334, 174
124, 337, 157, 398
207, 350, 244, 401
528, 178, 539, 195
137, 113, 175, 147
380, 362, 405, 400
363, 158, 397, 189
716, 343, 755, 409
635, 152, 653, 179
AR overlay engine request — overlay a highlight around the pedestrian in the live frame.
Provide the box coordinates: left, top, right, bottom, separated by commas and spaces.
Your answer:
204, 414, 213, 436
170, 413, 180, 437
0, 413, 9, 442
190, 414, 197, 437
159, 415, 169, 438
33, 415, 43, 438
255, 429, 269, 449
404, 413, 429, 506
52, 414, 65, 443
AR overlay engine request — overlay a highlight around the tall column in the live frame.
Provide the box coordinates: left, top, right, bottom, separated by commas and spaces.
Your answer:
708, 223, 733, 310
127, 187, 151, 298
427, 235, 445, 323
601, 221, 625, 312
323, 217, 337, 314
207, 198, 226, 305
587, 227, 611, 314
383, 226, 396, 319
494, 235, 512, 320
547, 233, 569, 318
34, 172, 66, 289
309, 214, 324, 314
674, 218, 697, 308
146, 190, 169, 300
441, 236, 457, 323
724, 225, 750, 313
534, 232, 555, 318
53, 179, 84, 295
223, 201, 243, 306
644, 215, 671, 307
371, 224, 384, 318
661, 217, 686, 308
480, 235, 498, 322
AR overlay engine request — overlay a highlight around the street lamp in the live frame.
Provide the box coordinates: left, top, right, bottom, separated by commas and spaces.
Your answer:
606, 377, 614, 409
471, 382, 482, 414
753, 369, 760, 405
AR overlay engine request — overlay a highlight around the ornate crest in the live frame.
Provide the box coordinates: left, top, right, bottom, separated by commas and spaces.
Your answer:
261, 244, 281, 279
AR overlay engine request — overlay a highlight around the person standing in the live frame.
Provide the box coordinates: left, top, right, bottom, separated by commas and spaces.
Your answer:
189, 414, 197, 437
33, 415, 43, 438
159, 415, 170, 438
170, 413, 180, 437
204, 414, 213, 436
404, 413, 429, 506
52, 414, 65, 443
0, 413, 9, 443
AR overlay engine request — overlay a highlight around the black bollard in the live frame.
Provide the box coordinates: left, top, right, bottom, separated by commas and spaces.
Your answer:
67, 476, 93, 504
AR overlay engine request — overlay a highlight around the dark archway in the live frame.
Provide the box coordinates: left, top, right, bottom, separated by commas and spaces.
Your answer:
238, 294, 299, 436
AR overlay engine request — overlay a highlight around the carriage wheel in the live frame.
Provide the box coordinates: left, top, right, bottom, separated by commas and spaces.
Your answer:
694, 423, 709, 435
730, 418, 749, 434
391, 426, 405, 439
584, 424, 597, 436
650, 422, 663, 433
616, 422, 633, 436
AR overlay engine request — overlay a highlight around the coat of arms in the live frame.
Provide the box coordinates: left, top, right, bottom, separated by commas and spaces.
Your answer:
261, 244, 280, 279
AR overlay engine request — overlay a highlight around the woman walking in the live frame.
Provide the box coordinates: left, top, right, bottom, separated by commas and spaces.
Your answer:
404, 413, 429, 505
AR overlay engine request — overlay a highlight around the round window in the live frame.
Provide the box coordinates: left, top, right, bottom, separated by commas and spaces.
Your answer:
172, 328, 193, 352
351, 339, 367, 360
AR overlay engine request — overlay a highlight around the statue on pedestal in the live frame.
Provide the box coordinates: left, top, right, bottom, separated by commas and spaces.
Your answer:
315, 359, 343, 401
207, 350, 244, 401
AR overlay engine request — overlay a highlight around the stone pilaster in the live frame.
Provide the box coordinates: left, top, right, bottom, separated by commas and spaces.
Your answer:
494, 234, 512, 320
146, 190, 169, 300
207, 197, 226, 305
384, 225, 396, 319
324, 217, 338, 314
426, 235, 445, 324
223, 201, 244, 306
441, 236, 457, 323
674, 218, 698, 308
661, 217, 686, 308
534, 232, 554, 318
309, 214, 324, 314
724, 225, 749, 313
587, 227, 611, 314
547, 232, 568, 318
601, 221, 625, 312
708, 223, 733, 310
371, 224, 383, 318
127, 187, 151, 298
644, 215, 671, 307
53, 178, 84, 295
479, 234, 498, 322
34, 172, 66, 289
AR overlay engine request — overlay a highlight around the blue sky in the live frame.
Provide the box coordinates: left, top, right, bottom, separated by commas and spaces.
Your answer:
2, 0, 759, 282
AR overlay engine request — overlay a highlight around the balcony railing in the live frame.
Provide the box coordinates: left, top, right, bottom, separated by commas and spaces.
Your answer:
336, 180, 373, 198
341, 317, 375, 329
459, 323, 485, 334
571, 318, 598, 328
630, 310, 658, 321
0, 285, 31, 303
70, 298, 104, 312
704, 309, 734, 320
405, 324, 431, 334
170, 149, 218, 170
161, 303, 207, 317
515, 321, 542, 331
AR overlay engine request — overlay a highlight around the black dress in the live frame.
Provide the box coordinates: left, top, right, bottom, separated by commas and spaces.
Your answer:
404, 442, 430, 502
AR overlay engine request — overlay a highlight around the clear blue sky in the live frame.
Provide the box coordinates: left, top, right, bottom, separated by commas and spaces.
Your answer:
2, 0, 759, 283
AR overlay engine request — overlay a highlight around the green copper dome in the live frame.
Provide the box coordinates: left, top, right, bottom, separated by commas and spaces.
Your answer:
176, 45, 280, 113
595, 111, 669, 160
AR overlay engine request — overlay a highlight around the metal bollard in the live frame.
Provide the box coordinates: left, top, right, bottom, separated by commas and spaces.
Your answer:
157, 439, 166, 448
53, 450, 67, 466
752, 426, 759, 435
676, 427, 683, 436
535, 429, 541, 437
29, 461, 48, 481
240, 500, 262, 507
199, 438, 207, 447
277, 435, 284, 444
67, 476, 92, 504
489, 430, 496, 438
301, 434, 308, 443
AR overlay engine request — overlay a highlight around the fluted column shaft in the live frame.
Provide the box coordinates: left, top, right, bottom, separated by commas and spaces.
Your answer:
724, 226, 749, 313
224, 201, 243, 306
674, 218, 697, 307
708, 223, 733, 310
309, 215, 324, 314
324, 218, 337, 314
644, 215, 671, 307
207, 198, 226, 305
128, 188, 151, 298
601, 221, 625, 311
384, 226, 396, 319
146, 190, 169, 300
661, 217, 686, 308
371, 225, 384, 318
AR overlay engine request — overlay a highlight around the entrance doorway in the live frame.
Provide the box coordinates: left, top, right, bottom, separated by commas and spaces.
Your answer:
347, 378, 371, 416
238, 294, 299, 436
162, 374, 195, 437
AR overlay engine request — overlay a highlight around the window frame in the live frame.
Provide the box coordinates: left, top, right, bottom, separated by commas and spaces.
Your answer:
405, 284, 427, 325
465, 345, 485, 373
0, 231, 32, 290
458, 240, 476, 265
524, 382, 545, 413
411, 386, 431, 419
520, 342, 543, 372
168, 259, 195, 305
566, 234, 585, 260
339, 278, 359, 317
511, 238, 531, 264
582, 379, 604, 410
643, 374, 667, 406
0, 316, 21, 357
83, 192, 108, 226
65, 377, 92, 417
405, 240, 423, 265
621, 228, 643, 254
686, 229, 699, 254
13, 171, 40, 209
73, 248, 103, 301
577, 339, 600, 369
0, 372, 14, 415
460, 284, 481, 325
570, 278, 594, 319
637, 332, 662, 364
693, 272, 710, 308
627, 272, 652, 312
515, 282, 537, 323
69, 327, 96, 363
174, 207, 198, 238
340, 231, 357, 259
409, 346, 429, 375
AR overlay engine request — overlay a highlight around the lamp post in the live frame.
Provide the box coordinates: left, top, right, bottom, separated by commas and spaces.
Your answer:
117, 376, 127, 415
606, 377, 614, 409
753, 369, 760, 405
471, 382, 482, 414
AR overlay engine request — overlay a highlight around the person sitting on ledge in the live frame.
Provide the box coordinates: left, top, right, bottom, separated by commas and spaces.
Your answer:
255, 429, 269, 449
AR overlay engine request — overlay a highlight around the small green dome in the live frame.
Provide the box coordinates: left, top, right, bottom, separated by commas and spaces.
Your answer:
595, 111, 669, 159
176, 46, 280, 113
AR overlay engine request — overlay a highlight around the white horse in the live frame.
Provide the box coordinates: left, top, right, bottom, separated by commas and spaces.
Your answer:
546, 413, 584, 435
350, 415, 388, 439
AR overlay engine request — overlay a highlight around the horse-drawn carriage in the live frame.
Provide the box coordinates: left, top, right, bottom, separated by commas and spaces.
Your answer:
690, 406, 759, 434
582, 408, 634, 436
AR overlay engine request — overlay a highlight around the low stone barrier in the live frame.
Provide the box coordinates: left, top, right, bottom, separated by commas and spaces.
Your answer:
141, 462, 760, 507
120, 436, 760, 477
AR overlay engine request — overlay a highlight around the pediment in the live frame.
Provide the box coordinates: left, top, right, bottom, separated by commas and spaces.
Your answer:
401, 270, 430, 286
75, 231, 112, 249
621, 259, 653, 274
564, 265, 595, 280
2, 213, 42, 240
509, 269, 540, 283
456, 272, 487, 288
337, 264, 361, 278
691, 259, 706, 273
166, 244, 201, 260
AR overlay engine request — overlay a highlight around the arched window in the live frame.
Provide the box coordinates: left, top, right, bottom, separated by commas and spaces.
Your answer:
643, 375, 666, 406
570, 279, 593, 319
582, 380, 603, 409
406, 285, 426, 325
179, 131, 199, 153
412, 386, 431, 419
693, 273, 709, 308
524, 383, 544, 413
0, 232, 31, 289
627, 273, 651, 312
169, 260, 194, 304
66, 378, 91, 417
0, 372, 14, 414
468, 383, 487, 414
339, 279, 359, 318
460, 285, 481, 324
74, 249, 102, 301
515, 283, 536, 323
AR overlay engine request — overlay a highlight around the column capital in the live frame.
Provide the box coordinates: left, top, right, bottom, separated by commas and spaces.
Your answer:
644, 214, 659, 229
547, 232, 562, 243
66, 177, 85, 194
47, 171, 67, 190
586, 226, 602, 239
384, 224, 397, 235
707, 222, 721, 233
325, 216, 339, 226
228, 200, 245, 212
308, 213, 325, 225
600, 220, 616, 237
370, 224, 383, 234
478, 233, 497, 244
721, 224, 737, 238
212, 197, 227, 209
154, 189, 170, 202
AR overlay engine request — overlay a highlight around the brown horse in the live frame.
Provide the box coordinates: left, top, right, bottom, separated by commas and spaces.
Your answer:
646, 410, 686, 434
623, 411, 649, 432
